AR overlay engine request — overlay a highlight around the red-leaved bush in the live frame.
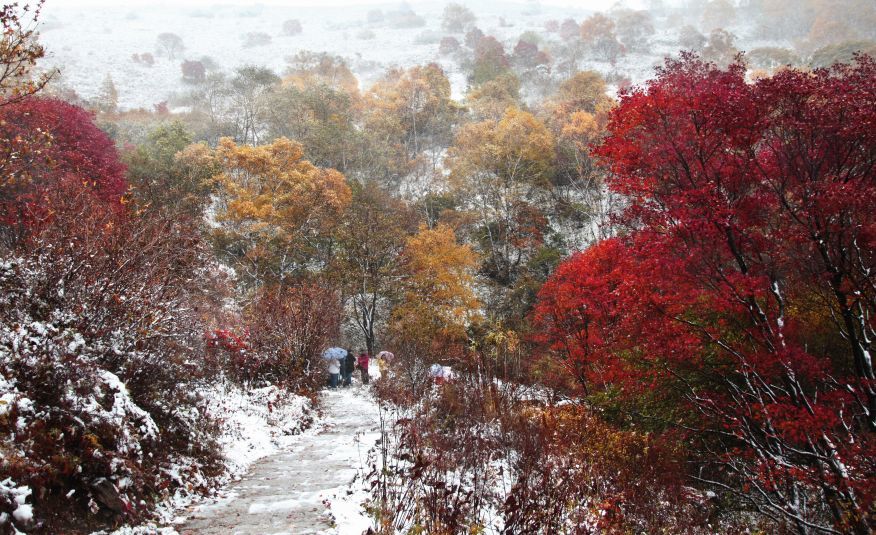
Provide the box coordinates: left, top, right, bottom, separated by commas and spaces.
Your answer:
370, 371, 713, 534
0, 98, 127, 236
535, 54, 876, 533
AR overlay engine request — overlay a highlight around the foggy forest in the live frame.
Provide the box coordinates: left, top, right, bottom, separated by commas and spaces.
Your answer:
0, 0, 874, 533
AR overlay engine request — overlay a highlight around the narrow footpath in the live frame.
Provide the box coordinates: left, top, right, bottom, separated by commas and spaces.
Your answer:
179, 385, 381, 535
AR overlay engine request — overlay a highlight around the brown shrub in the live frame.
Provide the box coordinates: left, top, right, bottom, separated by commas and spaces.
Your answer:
0, 179, 221, 531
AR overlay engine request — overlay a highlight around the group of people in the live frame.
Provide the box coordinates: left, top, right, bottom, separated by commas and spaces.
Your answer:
327, 349, 371, 389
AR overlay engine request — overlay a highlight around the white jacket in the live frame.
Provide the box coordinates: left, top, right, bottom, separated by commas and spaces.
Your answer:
328, 358, 341, 374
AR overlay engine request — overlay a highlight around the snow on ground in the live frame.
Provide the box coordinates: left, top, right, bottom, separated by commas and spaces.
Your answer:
37, 2, 789, 112
176, 384, 381, 534
208, 383, 315, 477
0, 477, 33, 527
96, 382, 316, 535
38, 1, 595, 109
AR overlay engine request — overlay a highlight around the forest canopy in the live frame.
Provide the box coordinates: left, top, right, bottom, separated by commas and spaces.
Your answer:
1, 0, 875, 533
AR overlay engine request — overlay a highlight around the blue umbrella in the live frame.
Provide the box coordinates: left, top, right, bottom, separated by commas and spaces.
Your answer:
321, 347, 347, 360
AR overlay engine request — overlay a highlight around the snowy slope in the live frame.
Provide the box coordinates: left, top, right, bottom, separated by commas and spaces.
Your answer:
38, 1, 593, 108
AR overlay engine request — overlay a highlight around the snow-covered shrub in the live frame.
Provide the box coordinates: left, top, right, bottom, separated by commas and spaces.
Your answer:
439, 36, 461, 55
0, 478, 33, 531
370, 373, 513, 533
131, 53, 155, 67
412, 30, 441, 45
370, 371, 718, 534
386, 8, 425, 29
0, 182, 221, 532
281, 19, 302, 36
180, 60, 206, 84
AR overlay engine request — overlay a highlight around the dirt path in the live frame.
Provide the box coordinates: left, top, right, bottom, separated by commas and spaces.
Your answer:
178, 386, 380, 535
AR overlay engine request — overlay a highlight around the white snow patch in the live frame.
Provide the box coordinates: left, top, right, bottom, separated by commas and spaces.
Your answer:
0, 478, 33, 527
98, 382, 313, 535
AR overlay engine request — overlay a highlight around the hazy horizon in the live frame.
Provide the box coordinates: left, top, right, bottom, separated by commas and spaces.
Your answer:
51, 0, 652, 9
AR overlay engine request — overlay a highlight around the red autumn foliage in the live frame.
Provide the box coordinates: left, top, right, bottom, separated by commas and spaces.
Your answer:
473, 35, 509, 69
0, 97, 126, 196
370, 371, 712, 534
559, 18, 580, 42
439, 36, 460, 55
512, 39, 549, 70
0, 97, 127, 231
181, 60, 206, 83
502, 404, 707, 534
534, 238, 629, 392
205, 328, 251, 380
535, 54, 876, 533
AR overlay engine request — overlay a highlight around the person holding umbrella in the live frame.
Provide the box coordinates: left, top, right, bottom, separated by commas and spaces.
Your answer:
376, 351, 394, 375
328, 356, 341, 389
322, 347, 347, 389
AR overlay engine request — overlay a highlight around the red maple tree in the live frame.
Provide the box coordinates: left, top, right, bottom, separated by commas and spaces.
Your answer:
536, 54, 876, 533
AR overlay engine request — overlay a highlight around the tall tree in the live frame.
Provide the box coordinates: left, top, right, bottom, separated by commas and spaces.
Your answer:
613, 9, 655, 52
155, 32, 185, 60
123, 122, 216, 217
264, 79, 360, 172
543, 71, 615, 236
580, 13, 624, 63
469, 36, 511, 86
537, 55, 876, 534
391, 223, 481, 358
209, 137, 351, 285
447, 107, 554, 287
441, 2, 476, 33
332, 182, 417, 354
465, 72, 521, 121
364, 63, 460, 188
284, 51, 360, 96
227, 66, 280, 145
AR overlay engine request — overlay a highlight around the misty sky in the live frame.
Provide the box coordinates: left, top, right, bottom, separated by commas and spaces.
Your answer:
56, 0, 650, 9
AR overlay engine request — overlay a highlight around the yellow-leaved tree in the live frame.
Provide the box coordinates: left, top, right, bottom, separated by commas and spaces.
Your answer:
363, 63, 460, 187
447, 107, 554, 287
464, 72, 521, 121
210, 136, 351, 284
542, 71, 615, 240
390, 223, 481, 363
545, 70, 613, 123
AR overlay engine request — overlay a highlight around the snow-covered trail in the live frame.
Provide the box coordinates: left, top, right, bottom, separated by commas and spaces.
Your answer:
178, 385, 380, 535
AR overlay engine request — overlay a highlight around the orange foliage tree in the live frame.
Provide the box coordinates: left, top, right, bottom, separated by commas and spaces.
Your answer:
363, 63, 459, 186
542, 71, 614, 234
390, 223, 480, 363
208, 137, 351, 284
447, 107, 554, 287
